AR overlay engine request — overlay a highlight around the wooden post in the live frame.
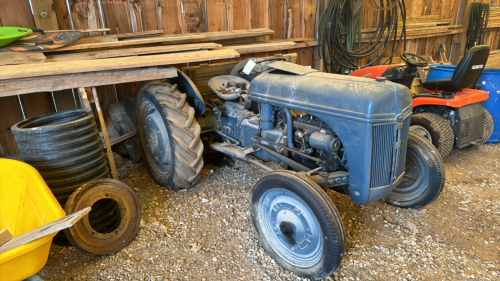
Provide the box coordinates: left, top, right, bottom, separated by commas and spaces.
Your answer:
90, 87, 118, 180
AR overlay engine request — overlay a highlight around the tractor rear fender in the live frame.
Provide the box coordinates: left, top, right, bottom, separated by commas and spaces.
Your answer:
166, 69, 206, 118
413, 88, 488, 108
137, 69, 206, 118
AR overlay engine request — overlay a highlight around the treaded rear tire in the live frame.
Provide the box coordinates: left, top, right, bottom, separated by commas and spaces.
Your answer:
480, 108, 494, 144
410, 112, 454, 158
136, 81, 204, 190
385, 132, 445, 209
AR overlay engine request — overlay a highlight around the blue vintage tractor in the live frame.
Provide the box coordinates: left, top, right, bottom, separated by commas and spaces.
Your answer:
135, 61, 445, 279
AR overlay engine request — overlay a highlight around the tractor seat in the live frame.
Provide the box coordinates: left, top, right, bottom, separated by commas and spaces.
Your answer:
423, 45, 490, 93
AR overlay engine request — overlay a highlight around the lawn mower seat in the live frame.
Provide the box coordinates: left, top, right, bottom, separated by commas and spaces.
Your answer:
423, 45, 490, 93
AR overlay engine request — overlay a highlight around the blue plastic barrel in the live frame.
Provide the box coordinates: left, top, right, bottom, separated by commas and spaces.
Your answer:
478, 69, 500, 143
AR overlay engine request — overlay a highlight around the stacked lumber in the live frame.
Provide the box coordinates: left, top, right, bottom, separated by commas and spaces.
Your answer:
486, 50, 500, 68
0, 28, 320, 97
361, 16, 462, 42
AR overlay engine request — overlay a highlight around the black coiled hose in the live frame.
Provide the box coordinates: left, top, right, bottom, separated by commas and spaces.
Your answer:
465, 3, 490, 55
319, 0, 406, 73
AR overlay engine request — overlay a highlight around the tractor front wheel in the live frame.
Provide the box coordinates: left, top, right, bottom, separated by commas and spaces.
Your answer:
385, 132, 445, 208
136, 81, 204, 190
250, 170, 345, 279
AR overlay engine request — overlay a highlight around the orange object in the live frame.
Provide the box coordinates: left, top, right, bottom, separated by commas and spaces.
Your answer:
350, 64, 401, 78
412, 88, 489, 108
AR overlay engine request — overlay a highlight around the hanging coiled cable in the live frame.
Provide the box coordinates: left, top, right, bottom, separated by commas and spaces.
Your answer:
319, 0, 406, 74
465, 2, 490, 54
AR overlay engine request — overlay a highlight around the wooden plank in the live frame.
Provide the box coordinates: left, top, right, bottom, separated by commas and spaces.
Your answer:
115, 30, 164, 39
0, 53, 47, 66
46, 28, 112, 33
0, 208, 91, 255
287, 0, 303, 39
207, 0, 228, 31
39, 28, 274, 52
0, 67, 177, 97
249, 0, 267, 28
53, 0, 105, 36
0, 0, 36, 28
224, 41, 318, 54
269, 0, 286, 39
0, 229, 12, 246
0, 49, 239, 81
129, 0, 159, 32
72, 35, 119, 44
229, 0, 250, 30
20, 93, 56, 119
46, 43, 222, 62
105, 131, 137, 148
157, 0, 184, 34
91, 87, 118, 180
101, 0, 134, 34
31, 0, 60, 30
53, 90, 78, 111
183, 0, 208, 33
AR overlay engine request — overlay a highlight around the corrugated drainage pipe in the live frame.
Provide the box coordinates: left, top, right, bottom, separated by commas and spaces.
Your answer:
11, 109, 120, 243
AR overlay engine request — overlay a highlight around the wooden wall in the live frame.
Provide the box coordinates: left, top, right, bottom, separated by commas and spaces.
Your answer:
1, 0, 500, 156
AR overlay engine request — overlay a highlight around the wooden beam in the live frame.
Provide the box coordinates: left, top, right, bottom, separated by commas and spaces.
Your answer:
103, 131, 137, 149
225, 41, 318, 54
0, 208, 90, 254
90, 87, 117, 180
45, 28, 111, 33
0, 67, 178, 97
46, 43, 223, 62
0, 49, 239, 82
115, 30, 165, 39
40, 29, 274, 52
0, 53, 47, 66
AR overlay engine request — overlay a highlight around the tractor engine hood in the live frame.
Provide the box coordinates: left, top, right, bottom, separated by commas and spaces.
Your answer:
248, 62, 413, 205
248, 62, 412, 123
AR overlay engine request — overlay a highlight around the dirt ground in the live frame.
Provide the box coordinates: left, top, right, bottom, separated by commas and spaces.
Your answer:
39, 142, 500, 281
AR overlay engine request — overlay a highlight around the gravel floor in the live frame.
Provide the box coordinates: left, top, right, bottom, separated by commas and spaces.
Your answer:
39, 143, 500, 281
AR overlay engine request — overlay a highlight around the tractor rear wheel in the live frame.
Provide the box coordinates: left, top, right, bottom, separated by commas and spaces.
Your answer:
385, 132, 445, 209
480, 108, 494, 144
136, 81, 204, 190
410, 112, 454, 158
250, 170, 345, 279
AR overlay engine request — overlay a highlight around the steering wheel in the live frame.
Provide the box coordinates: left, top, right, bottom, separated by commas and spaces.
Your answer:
400, 53, 429, 67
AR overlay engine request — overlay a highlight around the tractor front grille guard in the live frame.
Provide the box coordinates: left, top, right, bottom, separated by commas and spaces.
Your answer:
370, 116, 411, 188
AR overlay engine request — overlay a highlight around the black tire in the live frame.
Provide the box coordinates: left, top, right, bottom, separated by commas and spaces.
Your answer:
410, 112, 454, 158
385, 132, 445, 209
136, 81, 204, 190
250, 170, 345, 280
480, 108, 494, 144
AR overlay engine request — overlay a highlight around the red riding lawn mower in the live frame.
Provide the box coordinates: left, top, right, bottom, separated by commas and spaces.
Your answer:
351, 45, 494, 158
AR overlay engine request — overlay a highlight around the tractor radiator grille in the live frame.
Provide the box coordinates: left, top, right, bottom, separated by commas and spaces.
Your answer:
370, 117, 410, 188
371, 124, 395, 188
396, 117, 411, 177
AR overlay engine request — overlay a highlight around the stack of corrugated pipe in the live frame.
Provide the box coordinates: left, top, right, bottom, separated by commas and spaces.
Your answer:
11, 109, 121, 244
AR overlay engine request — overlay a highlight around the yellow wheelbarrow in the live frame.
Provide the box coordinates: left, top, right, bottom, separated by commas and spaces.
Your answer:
0, 159, 74, 281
